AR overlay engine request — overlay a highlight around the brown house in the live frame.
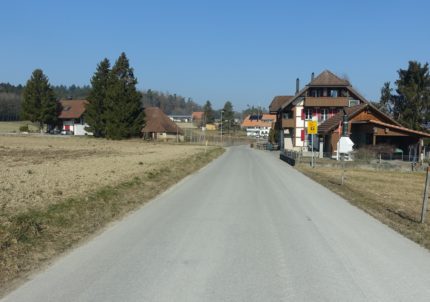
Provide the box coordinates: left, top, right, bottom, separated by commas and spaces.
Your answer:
142, 107, 183, 140
270, 70, 369, 151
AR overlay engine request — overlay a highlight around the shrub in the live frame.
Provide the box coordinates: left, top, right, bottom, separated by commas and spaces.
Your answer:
19, 124, 29, 132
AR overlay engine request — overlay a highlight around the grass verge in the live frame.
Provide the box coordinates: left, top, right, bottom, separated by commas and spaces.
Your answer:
0, 147, 224, 295
296, 163, 430, 250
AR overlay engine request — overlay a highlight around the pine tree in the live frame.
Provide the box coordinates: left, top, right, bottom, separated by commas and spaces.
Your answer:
203, 100, 214, 124
380, 61, 430, 130
222, 101, 234, 133
378, 82, 392, 114
22, 69, 57, 130
85, 58, 111, 137
104, 53, 145, 139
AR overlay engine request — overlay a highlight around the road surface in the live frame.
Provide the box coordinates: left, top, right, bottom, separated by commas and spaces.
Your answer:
3, 146, 430, 301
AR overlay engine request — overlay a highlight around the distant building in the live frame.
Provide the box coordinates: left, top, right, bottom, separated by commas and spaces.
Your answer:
58, 99, 92, 135
192, 111, 204, 126
241, 114, 276, 138
168, 114, 191, 123
142, 107, 184, 140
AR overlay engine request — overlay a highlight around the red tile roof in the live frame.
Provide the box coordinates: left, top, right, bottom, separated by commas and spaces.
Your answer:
142, 107, 183, 134
58, 100, 88, 119
241, 114, 276, 128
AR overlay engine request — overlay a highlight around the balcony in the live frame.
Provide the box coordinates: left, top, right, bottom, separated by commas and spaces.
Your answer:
304, 97, 349, 107
282, 118, 295, 128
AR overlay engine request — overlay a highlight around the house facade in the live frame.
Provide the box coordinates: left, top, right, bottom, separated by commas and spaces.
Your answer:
58, 99, 92, 135
241, 114, 276, 138
270, 70, 368, 151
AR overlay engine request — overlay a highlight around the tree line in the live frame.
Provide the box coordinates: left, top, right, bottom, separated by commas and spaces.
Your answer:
141, 90, 201, 115
1, 80, 203, 121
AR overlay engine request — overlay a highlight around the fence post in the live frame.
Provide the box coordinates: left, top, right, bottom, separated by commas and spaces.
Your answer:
421, 166, 430, 223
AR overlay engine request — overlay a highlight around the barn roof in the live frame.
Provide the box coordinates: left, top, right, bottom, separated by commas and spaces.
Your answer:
142, 107, 183, 134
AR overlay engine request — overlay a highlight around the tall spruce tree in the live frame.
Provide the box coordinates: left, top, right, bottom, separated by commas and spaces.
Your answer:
22, 69, 57, 130
203, 100, 214, 124
222, 101, 235, 133
85, 58, 111, 137
104, 53, 145, 139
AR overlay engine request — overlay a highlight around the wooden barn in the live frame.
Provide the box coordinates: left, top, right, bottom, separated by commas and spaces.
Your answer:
141, 107, 184, 141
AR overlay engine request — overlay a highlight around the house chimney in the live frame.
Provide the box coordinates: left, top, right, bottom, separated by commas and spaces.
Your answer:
296, 78, 300, 94
311, 72, 315, 82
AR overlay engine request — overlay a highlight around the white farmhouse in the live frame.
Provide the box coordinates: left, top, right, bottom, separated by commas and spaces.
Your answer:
58, 99, 92, 135
241, 114, 276, 138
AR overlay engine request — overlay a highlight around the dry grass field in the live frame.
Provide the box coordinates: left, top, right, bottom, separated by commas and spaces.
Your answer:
297, 164, 430, 249
0, 136, 205, 215
0, 135, 223, 294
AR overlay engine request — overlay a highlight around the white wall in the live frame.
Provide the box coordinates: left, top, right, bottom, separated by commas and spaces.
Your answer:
62, 120, 92, 135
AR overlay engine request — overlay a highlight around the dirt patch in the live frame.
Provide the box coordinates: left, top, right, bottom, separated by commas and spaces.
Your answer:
296, 164, 430, 250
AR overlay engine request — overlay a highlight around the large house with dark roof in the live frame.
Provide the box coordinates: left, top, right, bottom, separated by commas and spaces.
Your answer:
270, 70, 430, 158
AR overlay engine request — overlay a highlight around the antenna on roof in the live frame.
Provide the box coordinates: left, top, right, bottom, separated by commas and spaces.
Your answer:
296, 78, 300, 94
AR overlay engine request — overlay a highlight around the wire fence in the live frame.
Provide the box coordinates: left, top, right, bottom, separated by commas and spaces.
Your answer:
183, 130, 255, 147
279, 148, 426, 171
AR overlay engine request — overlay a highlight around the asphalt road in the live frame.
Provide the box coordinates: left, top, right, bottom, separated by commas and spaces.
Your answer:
3, 146, 430, 302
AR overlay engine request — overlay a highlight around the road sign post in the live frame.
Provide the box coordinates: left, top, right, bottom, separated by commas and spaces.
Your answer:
307, 121, 318, 168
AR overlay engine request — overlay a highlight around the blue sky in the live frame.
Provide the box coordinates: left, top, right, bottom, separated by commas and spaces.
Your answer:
1, 0, 429, 110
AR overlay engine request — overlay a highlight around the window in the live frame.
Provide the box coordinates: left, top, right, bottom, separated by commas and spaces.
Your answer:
320, 109, 328, 122
305, 108, 313, 120
330, 90, 338, 97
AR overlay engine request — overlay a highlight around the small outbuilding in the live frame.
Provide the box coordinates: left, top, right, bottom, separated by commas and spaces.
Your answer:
142, 107, 184, 141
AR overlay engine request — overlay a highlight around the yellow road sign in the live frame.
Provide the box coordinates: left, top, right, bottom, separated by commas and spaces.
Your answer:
307, 121, 318, 134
